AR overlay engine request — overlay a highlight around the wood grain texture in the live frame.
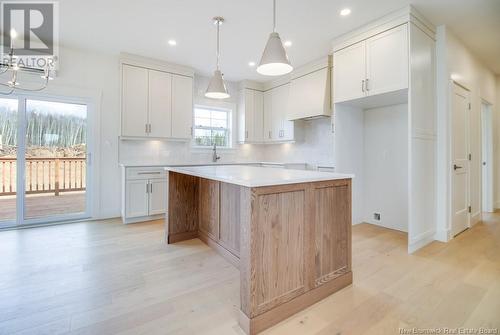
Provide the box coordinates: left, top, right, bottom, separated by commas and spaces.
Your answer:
167, 171, 198, 242
199, 230, 239, 269
314, 181, 351, 285
252, 189, 306, 316
198, 178, 220, 241
219, 183, 242, 256
3, 213, 500, 335
239, 186, 252, 317
240, 272, 353, 335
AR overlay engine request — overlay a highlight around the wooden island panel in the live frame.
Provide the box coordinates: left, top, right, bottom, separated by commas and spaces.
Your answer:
167, 172, 199, 243
253, 189, 306, 315
198, 178, 219, 240
314, 182, 351, 286
167, 171, 352, 335
219, 183, 241, 256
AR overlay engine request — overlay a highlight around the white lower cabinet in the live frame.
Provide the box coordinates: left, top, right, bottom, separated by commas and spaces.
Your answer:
148, 179, 168, 216
125, 179, 150, 218
122, 167, 168, 224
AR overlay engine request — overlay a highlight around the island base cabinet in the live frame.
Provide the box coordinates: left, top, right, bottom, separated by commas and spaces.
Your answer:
239, 180, 352, 334
166, 172, 352, 335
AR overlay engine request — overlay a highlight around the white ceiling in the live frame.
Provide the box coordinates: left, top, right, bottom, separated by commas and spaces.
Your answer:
59, 0, 500, 80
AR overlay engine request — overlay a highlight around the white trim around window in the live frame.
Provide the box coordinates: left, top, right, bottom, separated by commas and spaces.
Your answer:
191, 98, 237, 151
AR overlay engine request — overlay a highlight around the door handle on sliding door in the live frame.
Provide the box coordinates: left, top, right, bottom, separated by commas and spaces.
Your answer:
453, 164, 463, 170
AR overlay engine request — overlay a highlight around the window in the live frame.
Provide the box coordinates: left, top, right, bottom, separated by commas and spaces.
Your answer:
193, 106, 231, 148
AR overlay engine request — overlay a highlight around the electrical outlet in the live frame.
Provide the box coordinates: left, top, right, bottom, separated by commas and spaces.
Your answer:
373, 213, 381, 221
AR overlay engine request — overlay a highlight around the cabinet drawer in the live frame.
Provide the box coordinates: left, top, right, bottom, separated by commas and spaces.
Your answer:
126, 167, 166, 180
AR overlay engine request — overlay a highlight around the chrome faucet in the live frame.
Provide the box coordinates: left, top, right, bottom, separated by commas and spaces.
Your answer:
212, 143, 221, 163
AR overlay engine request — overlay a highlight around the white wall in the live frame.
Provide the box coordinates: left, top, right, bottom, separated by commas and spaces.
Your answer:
261, 117, 334, 165
363, 104, 408, 231
333, 105, 365, 224
435, 25, 497, 240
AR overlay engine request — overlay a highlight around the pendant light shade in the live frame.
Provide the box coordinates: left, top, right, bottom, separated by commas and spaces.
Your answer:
205, 69, 229, 99
257, 0, 293, 76
205, 17, 230, 99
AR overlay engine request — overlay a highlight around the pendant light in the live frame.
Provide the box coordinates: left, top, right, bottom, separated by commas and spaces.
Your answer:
205, 16, 230, 99
257, 0, 293, 76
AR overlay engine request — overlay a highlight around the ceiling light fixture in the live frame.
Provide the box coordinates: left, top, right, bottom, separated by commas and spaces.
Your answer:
248, 61, 256, 67
283, 40, 292, 47
168, 39, 177, 46
340, 8, 351, 16
205, 16, 230, 99
0, 28, 55, 95
257, 0, 293, 76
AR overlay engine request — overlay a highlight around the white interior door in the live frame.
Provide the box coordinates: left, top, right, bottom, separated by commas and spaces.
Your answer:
451, 83, 470, 236
481, 102, 493, 212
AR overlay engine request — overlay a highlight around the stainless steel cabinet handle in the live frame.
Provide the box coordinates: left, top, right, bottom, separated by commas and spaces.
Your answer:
146, 182, 149, 193
366, 78, 370, 91
150, 183, 153, 193
268, 131, 271, 139
362, 80, 365, 93
145, 124, 148, 133
454, 164, 463, 170
246, 130, 248, 139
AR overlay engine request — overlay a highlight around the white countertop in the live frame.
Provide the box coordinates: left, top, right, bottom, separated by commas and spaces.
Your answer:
119, 161, 316, 168
164, 165, 352, 187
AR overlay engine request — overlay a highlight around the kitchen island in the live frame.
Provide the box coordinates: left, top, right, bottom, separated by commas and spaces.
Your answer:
165, 165, 353, 334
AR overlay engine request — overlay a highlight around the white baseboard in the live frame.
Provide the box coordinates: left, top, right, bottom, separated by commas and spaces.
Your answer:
433, 228, 450, 242
408, 229, 435, 254
471, 212, 481, 226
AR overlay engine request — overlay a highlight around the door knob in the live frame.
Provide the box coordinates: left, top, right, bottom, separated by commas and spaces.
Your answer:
453, 164, 462, 170
483, 162, 487, 166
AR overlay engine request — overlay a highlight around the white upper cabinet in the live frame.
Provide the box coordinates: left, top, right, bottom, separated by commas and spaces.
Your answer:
171, 74, 193, 139
120, 55, 194, 140
148, 69, 172, 138
366, 24, 408, 96
122, 65, 149, 137
333, 41, 366, 103
238, 89, 264, 143
263, 84, 293, 142
263, 90, 274, 141
333, 24, 409, 104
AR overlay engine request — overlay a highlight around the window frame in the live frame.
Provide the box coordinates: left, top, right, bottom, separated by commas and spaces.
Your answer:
192, 104, 233, 150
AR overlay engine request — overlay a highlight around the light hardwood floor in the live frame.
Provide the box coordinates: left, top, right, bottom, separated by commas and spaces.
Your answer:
0, 214, 499, 334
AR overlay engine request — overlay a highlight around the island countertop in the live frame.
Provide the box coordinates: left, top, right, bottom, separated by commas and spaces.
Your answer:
164, 165, 353, 188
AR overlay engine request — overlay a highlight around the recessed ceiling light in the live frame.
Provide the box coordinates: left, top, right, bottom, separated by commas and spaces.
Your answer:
340, 8, 351, 16
283, 40, 292, 47
168, 39, 177, 46
248, 61, 256, 67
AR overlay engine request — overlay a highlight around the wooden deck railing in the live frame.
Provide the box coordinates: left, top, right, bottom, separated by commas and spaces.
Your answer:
0, 157, 86, 196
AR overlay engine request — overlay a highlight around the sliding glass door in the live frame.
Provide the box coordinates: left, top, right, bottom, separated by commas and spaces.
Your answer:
0, 98, 18, 225
0, 95, 91, 228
